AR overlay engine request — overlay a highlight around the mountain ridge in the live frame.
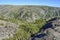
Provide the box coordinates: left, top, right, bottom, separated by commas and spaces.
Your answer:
0, 5, 60, 22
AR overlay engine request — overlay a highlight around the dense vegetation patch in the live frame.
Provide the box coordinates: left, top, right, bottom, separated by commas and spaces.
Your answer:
2, 19, 46, 40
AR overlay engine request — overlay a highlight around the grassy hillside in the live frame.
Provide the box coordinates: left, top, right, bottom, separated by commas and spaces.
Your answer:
0, 17, 46, 40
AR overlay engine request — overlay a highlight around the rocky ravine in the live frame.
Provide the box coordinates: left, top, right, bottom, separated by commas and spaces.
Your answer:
30, 18, 60, 40
0, 20, 19, 40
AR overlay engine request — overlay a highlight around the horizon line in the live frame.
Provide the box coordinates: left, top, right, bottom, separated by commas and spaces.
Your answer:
0, 4, 60, 7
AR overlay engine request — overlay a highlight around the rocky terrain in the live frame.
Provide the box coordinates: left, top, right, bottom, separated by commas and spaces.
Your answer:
0, 5, 60, 22
30, 18, 60, 40
0, 20, 19, 40
0, 5, 60, 40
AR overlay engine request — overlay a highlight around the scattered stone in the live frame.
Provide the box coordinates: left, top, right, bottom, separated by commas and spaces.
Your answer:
0, 20, 19, 40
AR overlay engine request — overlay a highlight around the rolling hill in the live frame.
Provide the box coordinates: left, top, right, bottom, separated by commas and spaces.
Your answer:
0, 5, 60, 22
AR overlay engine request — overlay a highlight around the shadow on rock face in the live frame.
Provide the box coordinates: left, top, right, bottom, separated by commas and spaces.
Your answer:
30, 18, 57, 40
31, 33, 46, 40
40, 17, 57, 31
30, 22, 54, 40
41, 22, 53, 31
31, 22, 53, 40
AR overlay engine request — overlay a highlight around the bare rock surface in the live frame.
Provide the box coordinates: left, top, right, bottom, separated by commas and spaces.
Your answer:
0, 20, 19, 40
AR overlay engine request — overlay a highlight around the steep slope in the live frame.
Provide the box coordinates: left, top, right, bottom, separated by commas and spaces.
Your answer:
30, 18, 60, 40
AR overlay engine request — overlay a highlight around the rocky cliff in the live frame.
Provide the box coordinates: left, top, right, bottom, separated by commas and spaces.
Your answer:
30, 18, 60, 40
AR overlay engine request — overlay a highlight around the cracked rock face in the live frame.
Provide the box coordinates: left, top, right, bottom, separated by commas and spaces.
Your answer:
0, 20, 19, 40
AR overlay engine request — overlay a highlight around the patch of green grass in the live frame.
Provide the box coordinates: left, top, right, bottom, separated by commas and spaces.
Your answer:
6, 19, 46, 40
0, 17, 46, 40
